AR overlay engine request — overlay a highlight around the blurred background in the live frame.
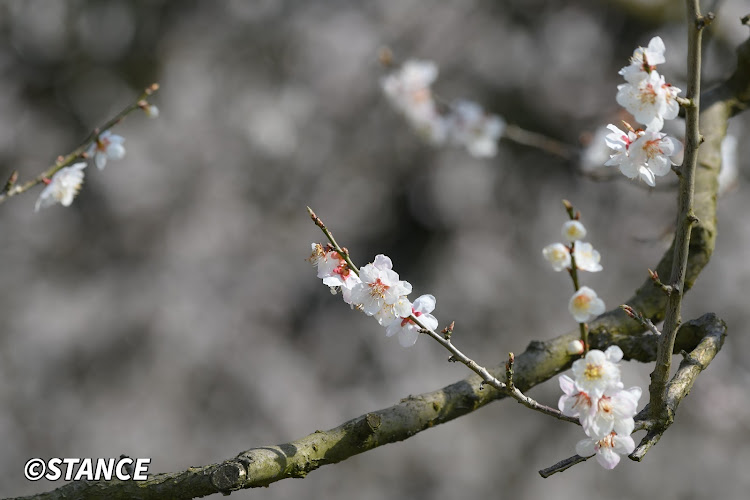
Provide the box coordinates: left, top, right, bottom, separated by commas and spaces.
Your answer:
1, 0, 749, 498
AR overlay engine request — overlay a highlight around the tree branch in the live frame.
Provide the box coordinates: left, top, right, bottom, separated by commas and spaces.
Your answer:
0, 83, 160, 205
13, 25, 750, 500
648, 0, 706, 420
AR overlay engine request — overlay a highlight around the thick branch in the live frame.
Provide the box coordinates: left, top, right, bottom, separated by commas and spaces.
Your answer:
631, 313, 727, 459
14, 27, 750, 500
8, 316, 719, 500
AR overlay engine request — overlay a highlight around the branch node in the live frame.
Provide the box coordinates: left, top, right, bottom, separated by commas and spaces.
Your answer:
211, 460, 247, 493
696, 12, 716, 30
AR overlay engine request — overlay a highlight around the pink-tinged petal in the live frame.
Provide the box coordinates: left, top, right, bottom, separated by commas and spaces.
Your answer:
596, 447, 621, 469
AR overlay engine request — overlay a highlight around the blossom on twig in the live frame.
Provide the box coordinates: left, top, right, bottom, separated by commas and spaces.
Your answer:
35, 162, 87, 212
87, 130, 126, 170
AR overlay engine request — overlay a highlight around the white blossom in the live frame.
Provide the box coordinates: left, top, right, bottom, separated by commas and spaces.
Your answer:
619, 36, 666, 83
542, 243, 571, 272
381, 60, 447, 145
571, 346, 623, 399
605, 125, 682, 187
568, 286, 606, 324
558, 374, 593, 419
616, 70, 680, 132
576, 432, 635, 469
447, 100, 505, 158
584, 386, 641, 440
144, 104, 159, 118
385, 294, 438, 347
35, 162, 87, 212
350, 254, 412, 316
561, 220, 586, 243
573, 241, 603, 273
87, 130, 126, 170
309, 243, 362, 305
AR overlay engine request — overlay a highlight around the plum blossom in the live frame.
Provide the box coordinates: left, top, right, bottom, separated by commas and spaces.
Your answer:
571, 346, 623, 399
561, 220, 586, 243
87, 130, 126, 170
605, 125, 682, 187
568, 286, 605, 324
584, 386, 642, 440
619, 36, 666, 83
447, 100, 505, 158
560, 343, 641, 469
309, 243, 362, 304
573, 241, 603, 273
616, 70, 680, 132
381, 60, 447, 144
558, 374, 593, 419
576, 432, 636, 469
542, 243, 571, 271
385, 294, 438, 347
350, 254, 412, 316
35, 162, 87, 212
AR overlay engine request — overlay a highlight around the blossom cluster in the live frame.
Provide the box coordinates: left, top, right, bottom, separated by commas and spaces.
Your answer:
309, 244, 438, 347
381, 59, 505, 158
559, 346, 642, 469
36, 104, 159, 212
605, 37, 683, 186
542, 220, 605, 324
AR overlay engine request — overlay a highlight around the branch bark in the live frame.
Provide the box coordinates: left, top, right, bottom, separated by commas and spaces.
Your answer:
11, 28, 750, 500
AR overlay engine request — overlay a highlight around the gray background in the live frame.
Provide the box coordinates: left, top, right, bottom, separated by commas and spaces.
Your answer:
1, 0, 749, 498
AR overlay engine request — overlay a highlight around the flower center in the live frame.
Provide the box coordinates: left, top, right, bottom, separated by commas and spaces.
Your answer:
368, 278, 388, 298
584, 363, 603, 380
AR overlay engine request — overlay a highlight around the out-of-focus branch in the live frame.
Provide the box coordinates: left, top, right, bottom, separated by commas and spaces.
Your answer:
0, 83, 159, 205
14, 25, 750, 500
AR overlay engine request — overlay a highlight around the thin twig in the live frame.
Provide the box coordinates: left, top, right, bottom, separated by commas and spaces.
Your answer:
648, 0, 705, 420
310, 207, 579, 425
538, 454, 590, 478
0, 83, 160, 205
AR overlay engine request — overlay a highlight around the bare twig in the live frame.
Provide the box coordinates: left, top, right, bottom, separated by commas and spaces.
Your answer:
0, 83, 160, 206
648, 0, 706, 420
